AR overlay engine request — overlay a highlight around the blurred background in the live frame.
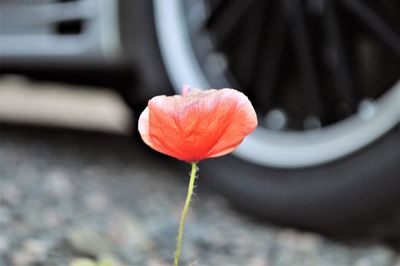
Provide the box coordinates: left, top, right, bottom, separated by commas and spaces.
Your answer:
1, 0, 400, 265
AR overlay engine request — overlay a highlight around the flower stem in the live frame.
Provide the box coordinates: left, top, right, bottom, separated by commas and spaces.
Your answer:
174, 162, 198, 266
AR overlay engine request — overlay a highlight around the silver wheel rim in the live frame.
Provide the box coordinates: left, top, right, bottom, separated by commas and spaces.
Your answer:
154, 0, 400, 168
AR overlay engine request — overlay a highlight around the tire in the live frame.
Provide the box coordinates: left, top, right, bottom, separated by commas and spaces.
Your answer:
134, 0, 400, 235
118, 0, 173, 109
201, 126, 400, 236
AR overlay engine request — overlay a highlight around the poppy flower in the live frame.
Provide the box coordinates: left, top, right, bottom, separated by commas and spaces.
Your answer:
138, 87, 257, 162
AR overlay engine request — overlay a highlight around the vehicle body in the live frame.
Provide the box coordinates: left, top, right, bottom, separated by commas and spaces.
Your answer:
1, 0, 399, 236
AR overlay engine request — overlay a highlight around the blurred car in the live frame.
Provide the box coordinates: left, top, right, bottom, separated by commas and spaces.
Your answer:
1, 0, 399, 236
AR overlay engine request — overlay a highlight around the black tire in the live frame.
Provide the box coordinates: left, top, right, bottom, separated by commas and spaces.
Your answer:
201, 126, 400, 237
118, 0, 172, 108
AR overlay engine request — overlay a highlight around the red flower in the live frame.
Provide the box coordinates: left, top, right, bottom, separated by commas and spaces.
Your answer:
138, 88, 257, 162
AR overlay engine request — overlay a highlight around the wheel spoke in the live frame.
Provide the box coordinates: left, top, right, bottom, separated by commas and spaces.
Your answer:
233, 0, 267, 86
324, 0, 357, 111
204, 0, 229, 28
205, 0, 255, 47
252, 4, 287, 111
283, 0, 325, 119
337, 0, 400, 57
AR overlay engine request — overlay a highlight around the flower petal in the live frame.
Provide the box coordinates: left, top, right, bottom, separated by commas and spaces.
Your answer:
138, 88, 257, 162
138, 106, 151, 146
205, 89, 258, 158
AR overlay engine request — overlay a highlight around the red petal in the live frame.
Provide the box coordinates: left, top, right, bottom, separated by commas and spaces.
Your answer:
138, 89, 257, 162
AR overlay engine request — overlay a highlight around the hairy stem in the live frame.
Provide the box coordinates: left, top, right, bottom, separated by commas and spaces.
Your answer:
174, 162, 198, 266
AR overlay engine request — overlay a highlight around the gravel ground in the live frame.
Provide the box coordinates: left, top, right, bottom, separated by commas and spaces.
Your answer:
1, 124, 399, 266
0, 78, 399, 266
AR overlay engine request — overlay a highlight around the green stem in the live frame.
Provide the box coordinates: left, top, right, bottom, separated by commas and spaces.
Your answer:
174, 162, 198, 266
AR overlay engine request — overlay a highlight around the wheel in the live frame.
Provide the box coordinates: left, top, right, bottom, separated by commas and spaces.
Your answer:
151, 0, 400, 235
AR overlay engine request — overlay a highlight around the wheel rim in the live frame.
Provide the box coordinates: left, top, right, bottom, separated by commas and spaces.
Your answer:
154, 0, 400, 168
